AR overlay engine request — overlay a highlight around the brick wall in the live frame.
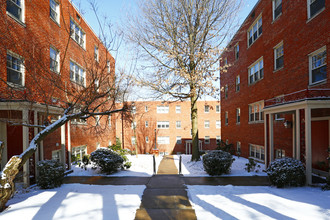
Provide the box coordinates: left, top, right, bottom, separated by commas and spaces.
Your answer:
220, 0, 330, 159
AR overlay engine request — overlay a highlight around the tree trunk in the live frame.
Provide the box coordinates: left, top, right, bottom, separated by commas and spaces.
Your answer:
190, 90, 199, 161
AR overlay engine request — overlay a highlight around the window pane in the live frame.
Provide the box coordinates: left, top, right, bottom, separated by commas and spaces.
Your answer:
312, 66, 327, 83
310, 0, 325, 17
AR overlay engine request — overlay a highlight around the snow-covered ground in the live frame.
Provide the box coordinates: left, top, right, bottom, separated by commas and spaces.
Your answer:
2, 154, 330, 220
173, 154, 266, 176
188, 185, 330, 219
68, 154, 163, 177
2, 184, 145, 220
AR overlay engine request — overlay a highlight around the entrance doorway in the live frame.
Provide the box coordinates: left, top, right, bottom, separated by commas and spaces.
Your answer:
185, 140, 203, 154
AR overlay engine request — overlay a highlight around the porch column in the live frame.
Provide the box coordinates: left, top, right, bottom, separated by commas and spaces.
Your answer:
292, 114, 296, 159
264, 114, 268, 166
60, 118, 66, 167
22, 109, 29, 186
38, 115, 44, 160
34, 111, 39, 178
268, 114, 274, 162
305, 107, 312, 185
295, 109, 300, 159
67, 122, 71, 169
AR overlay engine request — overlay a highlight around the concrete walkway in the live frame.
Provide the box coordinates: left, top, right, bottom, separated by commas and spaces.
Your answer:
135, 155, 197, 220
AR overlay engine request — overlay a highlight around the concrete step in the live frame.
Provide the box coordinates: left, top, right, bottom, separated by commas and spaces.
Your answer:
135, 208, 197, 220
140, 189, 192, 209
147, 175, 185, 188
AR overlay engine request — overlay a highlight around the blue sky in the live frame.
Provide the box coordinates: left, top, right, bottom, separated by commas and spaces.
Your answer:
71, 0, 259, 100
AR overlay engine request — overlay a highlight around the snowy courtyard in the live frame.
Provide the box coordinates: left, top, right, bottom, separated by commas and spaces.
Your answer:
1, 155, 330, 219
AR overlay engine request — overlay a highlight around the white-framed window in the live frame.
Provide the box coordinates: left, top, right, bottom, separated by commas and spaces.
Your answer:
204, 120, 210, 128
224, 85, 228, 99
70, 61, 85, 86
309, 46, 326, 85
307, 0, 325, 19
94, 46, 99, 61
236, 108, 240, 124
71, 108, 86, 124
131, 106, 136, 114
109, 140, 112, 146
176, 136, 182, 144
7, 51, 24, 86
249, 144, 265, 161
237, 141, 241, 154
157, 105, 169, 113
7, 0, 25, 22
275, 149, 285, 159
107, 60, 111, 73
272, 0, 282, 20
50, 0, 60, 23
176, 121, 181, 129
72, 145, 87, 161
131, 121, 137, 129
157, 121, 169, 129
157, 136, 170, 145
94, 79, 99, 92
96, 142, 100, 149
205, 136, 210, 144
236, 75, 240, 92
146, 136, 149, 143
234, 43, 239, 60
248, 58, 264, 84
225, 111, 228, 125
95, 115, 100, 126
145, 121, 149, 127
131, 137, 136, 145
249, 101, 264, 122
176, 105, 181, 113
145, 105, 148, 112
248, 15, 262, 47
70, 19, 85, 48
216, 120, 221, 128
204, 105, 210, 113
274, 42, 284, 70
108, 115, 111, 128
216, 136, 221, 145
50, 47, 60, 73
216, 105, 220, 113
52, 149, 62, 162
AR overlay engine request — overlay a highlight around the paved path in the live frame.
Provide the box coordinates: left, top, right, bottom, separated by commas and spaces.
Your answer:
135, 156, 197, 220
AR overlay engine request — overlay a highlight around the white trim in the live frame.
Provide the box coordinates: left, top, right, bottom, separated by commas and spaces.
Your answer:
295, 109, 300, 159
272, 0, 282, 21
6, 0, 25, 23
308, 45, 327, 85
22, 109, 29, 186
204, 120, 210, 128
273, 41, 284, 71
7, 50, 25, 87
247, 13, 262, 48
307, 0, 325, 20
305, 107, 312, 185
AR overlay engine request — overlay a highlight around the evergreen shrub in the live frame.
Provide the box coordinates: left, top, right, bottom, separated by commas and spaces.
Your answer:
90, 148, 124, 174
203, 150, 234, 175
37, 160, 65, 189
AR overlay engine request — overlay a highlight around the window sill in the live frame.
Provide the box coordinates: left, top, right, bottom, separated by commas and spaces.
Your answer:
70, 80, 86, 88
236, 122, 240, 125
247, 33, 262, 49
7, 12, 26, 27
271, 13, 282, 24
308, 79, 327, 88
248, 120, 264, 125
273, 67, 284, 73
7, 82, 25, 90
248, 156, 264, 163
71, 121, 87, 125
71, 37, 86, 51
306, 8, 325, 24
50, 69, 60, 75
50, 17, 61, 27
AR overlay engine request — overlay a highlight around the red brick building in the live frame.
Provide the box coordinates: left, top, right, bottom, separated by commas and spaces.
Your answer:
115, 100, 221, 154
0, 0, 116, 185
220, 0, 329, 183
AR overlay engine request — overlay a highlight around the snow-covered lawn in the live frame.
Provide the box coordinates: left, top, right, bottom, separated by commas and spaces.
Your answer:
68, 154, 163, 177
188, 185, 330, 219
173, 154, 266, 176
2, 184, 145, 220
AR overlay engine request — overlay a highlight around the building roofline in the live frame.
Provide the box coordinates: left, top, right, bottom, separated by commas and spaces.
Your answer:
221, 0, 261, 56
69, 0, 112, 58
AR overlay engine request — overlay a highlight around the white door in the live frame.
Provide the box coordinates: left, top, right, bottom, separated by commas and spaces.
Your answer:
185, 140, 192, 154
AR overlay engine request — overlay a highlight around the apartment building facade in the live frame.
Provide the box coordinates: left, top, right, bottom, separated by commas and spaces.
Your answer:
115, 100, 221, 155
220, 0, 329, 184
0, 0, 116, 185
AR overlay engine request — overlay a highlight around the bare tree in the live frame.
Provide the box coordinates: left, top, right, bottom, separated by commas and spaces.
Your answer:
126, 0, 241, 160
0, 0, 133, 211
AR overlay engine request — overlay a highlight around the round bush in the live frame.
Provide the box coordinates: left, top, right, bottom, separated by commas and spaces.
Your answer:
203, 150, 235, 175
266, 157, 305, 188
37, 160, 65, 189
90, 148, 124, 174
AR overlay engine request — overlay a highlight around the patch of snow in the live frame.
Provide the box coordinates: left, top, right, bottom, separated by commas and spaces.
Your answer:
187, 185, 330, 219
69, 154, 163, 177
173, 155, 266, 176
2, 184, 145, 220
